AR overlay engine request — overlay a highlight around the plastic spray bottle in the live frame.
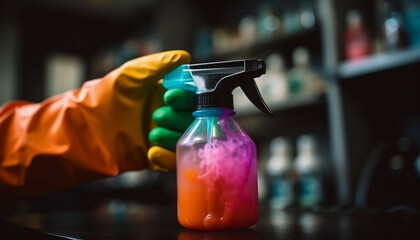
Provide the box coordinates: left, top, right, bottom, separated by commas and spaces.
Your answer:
163, 59, 273, 230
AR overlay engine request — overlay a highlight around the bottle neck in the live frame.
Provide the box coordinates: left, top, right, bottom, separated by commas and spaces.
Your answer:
193, 107, 235, 118
196, 92, 234, 110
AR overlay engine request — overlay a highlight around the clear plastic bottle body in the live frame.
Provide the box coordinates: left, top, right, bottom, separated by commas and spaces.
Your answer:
176, 108, 258, 230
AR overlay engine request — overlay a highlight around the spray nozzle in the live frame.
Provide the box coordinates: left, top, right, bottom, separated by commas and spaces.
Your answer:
164, 59, 273, 117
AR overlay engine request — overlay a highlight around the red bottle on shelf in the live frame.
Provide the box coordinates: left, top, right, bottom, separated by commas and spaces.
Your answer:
345, 10, 372, 61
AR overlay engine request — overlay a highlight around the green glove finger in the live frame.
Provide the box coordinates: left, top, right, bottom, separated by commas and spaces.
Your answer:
152, 106, 194, 132
164, 89, 196, 110
149, 127, 182, 152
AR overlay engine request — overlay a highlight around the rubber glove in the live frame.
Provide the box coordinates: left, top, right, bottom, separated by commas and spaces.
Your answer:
0, 50, 190, 199
148, 89, 195, 170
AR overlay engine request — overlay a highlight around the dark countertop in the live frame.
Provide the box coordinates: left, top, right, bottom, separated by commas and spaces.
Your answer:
2, 201, 420, 240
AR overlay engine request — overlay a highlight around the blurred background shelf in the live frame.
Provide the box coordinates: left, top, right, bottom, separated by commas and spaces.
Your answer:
337, 47, 420, 79
236, 92, 325, 116
210, 26, 320, 61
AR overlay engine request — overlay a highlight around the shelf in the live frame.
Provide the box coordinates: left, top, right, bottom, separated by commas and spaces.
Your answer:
235, 92, 325, 117
209, 26, 319, 60
337, 48, 420, 79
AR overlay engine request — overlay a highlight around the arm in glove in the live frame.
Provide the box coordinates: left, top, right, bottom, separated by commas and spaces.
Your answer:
0, 50, 190, 199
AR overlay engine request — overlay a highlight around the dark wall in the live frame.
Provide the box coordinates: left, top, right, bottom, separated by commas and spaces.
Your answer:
18, 4, 154, 102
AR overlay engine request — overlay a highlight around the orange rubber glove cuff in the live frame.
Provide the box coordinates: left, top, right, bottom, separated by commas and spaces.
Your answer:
0, 50, 190, 199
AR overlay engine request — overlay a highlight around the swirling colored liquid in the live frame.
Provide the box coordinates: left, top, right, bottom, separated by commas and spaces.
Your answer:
177, 134, 258, 230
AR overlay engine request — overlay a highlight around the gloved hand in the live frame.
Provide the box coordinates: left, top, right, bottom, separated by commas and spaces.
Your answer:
0, 50, 190, 198
148, 89, 195, 171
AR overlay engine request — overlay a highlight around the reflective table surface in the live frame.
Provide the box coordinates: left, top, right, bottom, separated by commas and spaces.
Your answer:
2, 201, 420, 240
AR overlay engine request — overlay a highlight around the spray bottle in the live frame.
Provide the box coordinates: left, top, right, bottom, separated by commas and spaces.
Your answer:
163, 59, 273, 230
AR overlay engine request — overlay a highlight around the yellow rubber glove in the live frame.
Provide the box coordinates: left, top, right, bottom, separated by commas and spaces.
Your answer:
0, 50, 190, 199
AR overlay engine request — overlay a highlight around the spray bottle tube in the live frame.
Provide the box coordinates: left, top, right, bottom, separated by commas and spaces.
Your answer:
164, 59, 273, 230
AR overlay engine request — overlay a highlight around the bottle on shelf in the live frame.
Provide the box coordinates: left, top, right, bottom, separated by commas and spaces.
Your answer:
257, 4, 281, 41
299, 2, 316, 29
283, 9, 301, 34
380, 1, 407, 51
287, 47, 324, 97
294, 135, 324, 208
238, 15, 258, 47
402, 0, 420, 47
259, 53, 288, 104
265, 137, 295, 210
344, 10, 372, 60
194, 28, 213, 60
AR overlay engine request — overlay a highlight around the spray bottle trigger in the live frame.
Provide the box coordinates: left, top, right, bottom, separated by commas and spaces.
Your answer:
240, 80, 274, 117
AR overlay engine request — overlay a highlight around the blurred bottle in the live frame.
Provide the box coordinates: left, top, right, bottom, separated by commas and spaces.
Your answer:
257, 4, 281, 40
283, 10, 301, 34
344, 10, 372, 60
287, 47, 324, 97
299, 2, 316, 29
294, 135, 323, 208
266, 137, 294, 209
260, 53, 288, 103
194, 28, 212, 60
380, 1, 407, 51
238, 16, 258, 46
402, 0, 420, 47
212, 27, 240, 55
